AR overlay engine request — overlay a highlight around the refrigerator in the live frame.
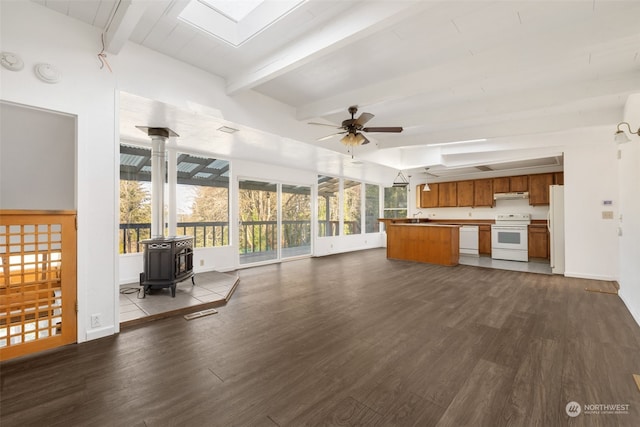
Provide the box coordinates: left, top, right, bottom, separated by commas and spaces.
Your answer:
548, 185, 565, 274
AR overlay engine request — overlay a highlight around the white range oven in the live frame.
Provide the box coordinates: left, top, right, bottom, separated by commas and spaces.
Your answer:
491, 213, 531, 262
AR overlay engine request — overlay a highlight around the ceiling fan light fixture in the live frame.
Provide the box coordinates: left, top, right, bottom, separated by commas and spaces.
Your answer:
340, 132, 366, 146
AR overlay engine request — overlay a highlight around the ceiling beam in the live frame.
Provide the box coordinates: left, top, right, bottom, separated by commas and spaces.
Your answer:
104, 0, 150, 54
225, 1, 431, 96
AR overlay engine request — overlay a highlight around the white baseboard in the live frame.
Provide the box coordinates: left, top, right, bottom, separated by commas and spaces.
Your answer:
618, 289, 640, 328
86, 325, 115, 341
563, 271, 616, 281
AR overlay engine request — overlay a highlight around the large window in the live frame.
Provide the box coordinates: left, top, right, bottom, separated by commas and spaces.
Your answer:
383, 187, 407, 218
343, 180, 361, 235
119, 144, 152, 254
118, 145, 230, 253
176, 153, 230, 248
317, 175, 339, 236
365, 184, 380, 233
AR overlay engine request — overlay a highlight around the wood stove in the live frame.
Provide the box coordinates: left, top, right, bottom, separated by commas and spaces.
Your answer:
139, 236, 195, 297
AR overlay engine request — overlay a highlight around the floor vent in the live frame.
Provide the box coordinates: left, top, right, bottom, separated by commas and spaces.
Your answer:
184, 308, 218, 320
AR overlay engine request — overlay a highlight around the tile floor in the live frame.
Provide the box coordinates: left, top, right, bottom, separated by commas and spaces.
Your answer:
119, 270, 239, 323
459, 254, 552, 274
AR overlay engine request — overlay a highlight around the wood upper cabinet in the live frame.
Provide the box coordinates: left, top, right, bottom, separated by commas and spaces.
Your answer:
456, 180, 474, 207
528, 225, 549, 259
479, 225, 491, 254
438, 182, 457, 207
493, 177, 510, 193
554, 172, 564, 185
529, 173, 554, 205
420, 183, 439, 208
510, 175, 529, 192
474, 179, 494, 207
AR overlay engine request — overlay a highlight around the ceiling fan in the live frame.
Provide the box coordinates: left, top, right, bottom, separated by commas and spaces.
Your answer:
309, 106, 403, 146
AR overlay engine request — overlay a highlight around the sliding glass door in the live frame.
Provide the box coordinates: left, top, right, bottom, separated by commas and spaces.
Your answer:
239, 180, 311, 265
281, 184, 311, 259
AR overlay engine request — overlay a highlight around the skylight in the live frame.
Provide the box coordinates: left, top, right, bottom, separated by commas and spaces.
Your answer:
200, 0, 265, 23
179, 0, 305, 48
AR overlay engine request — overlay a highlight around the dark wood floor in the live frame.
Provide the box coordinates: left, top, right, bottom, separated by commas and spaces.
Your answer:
2, 248, 639, 426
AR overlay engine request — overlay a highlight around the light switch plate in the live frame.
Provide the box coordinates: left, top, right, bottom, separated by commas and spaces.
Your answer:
602, 211, 614, 219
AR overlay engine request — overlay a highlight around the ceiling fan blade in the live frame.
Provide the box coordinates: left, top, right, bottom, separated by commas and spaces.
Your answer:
362, 126, 403, 133
354, 112, 374, 126
308, 122, 340, 128
360, 134, 370, 145
317, 131, 346, 141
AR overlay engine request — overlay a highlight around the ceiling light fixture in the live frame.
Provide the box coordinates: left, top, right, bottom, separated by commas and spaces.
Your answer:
217, 125, 239, 133
340, 132, 366, 146
392, 171, 409, 187
614, 122, 639, 144
422, 167, 431, 191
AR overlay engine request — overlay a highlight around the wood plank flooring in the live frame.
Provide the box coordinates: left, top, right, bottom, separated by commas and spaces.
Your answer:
1, 248, 639, 426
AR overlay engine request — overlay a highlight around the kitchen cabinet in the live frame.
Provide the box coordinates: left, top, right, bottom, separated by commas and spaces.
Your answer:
474, 179, 493, 207
479, 225, 492, 254
528, 225, 549, 259
554, 172, 564, 185
457, 181, 474, 207
419, 183, 439, 208
529, 173, 554, 205
510, 175, 529, 192
438, 182, 457, 207
493, 177, 510, 193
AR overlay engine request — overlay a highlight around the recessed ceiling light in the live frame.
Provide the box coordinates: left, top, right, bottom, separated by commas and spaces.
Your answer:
217, 125, 239, 134
428, 138, 487, 147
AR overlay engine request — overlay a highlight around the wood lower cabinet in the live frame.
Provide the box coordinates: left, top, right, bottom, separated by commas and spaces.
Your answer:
474, 179, 493, 207
457, 180, 474, 206
438, 182, 457, 207
528, 225, 549, 259
479, 225, 491, 255
529, 173, 554, 205
419, 183, 439, 208
386, 224, 460, 266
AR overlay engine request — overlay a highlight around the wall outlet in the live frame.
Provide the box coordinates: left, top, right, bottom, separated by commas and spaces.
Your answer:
91, 314, 101, 328
200, 259, 204, 266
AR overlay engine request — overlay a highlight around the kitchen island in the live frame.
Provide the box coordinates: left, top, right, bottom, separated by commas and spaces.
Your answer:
386, 223, 460, 266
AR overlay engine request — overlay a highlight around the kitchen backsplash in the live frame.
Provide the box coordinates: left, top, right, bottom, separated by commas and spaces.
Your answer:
412, 198, 549, 220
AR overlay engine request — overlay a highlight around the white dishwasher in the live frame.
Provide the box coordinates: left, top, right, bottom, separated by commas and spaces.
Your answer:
459, 225, 479, 256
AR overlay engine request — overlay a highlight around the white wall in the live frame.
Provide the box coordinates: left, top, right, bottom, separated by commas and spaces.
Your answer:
0, 102, 75, 210
618, 94, 640, 326
1, 1, 119, 341
563, 136, 619, 281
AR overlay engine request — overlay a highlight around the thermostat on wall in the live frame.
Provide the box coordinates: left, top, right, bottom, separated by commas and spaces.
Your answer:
602, 200, 613, 206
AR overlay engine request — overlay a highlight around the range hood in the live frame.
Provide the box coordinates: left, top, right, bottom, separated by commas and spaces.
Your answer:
494, 191, 529, 200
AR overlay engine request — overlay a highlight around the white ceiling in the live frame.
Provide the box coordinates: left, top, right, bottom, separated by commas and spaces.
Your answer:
33, 0, 640, 177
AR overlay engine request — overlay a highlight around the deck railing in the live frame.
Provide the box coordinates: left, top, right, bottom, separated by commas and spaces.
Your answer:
120, 220, 323, 254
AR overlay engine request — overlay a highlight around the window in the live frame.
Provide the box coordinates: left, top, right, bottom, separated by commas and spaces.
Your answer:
176, 154, 230, 247
383, 187, 407, 218
343, 180, 361, 235
317, 175, 339, 236
365, 184, 380, 233
119, 144, 152, 254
